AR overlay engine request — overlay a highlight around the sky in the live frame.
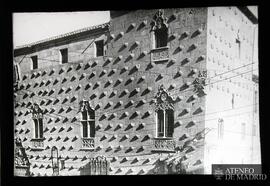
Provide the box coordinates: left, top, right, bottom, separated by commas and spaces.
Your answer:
12, 9, 258, 75
13, 11, 110, 47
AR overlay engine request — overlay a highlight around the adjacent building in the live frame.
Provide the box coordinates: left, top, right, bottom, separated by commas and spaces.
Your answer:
13, 7, 259, 176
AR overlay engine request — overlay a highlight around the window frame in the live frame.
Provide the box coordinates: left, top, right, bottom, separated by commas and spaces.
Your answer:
241, 123, 246, 140
154, 26, 168, 49
59, 48, 68, 64
218, 118, 224, 139
94, 40, 104, 57
156, 109, 174, 138
80, 101, 95, 138
31, 55, 38, 70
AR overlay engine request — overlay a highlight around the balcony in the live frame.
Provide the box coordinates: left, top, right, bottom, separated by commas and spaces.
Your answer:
152, 138, 176, 153
81, 137, 95, 150
30, 138, 45, 150
151, 46, 170, 63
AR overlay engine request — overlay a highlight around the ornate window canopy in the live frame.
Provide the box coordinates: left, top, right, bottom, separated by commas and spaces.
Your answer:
154, 85, 175, 111
79, 100, 94, 112
151, 9, 168, 31
30, 103, 43, 119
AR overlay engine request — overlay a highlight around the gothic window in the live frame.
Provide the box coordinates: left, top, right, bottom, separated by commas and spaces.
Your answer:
154, 85, 175, 138
252, 124, 256, 136
155, 27, 168, 48
151, 10, 169, 49
79, 100, 95, 138
31, 103, 43, 139
60, 48, 68, 64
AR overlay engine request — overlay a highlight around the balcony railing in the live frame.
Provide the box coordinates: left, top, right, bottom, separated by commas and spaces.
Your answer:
152, 138, 176, 153
151, 46, 170, 62
30, 138, 44, 150
81, 137, 95, 150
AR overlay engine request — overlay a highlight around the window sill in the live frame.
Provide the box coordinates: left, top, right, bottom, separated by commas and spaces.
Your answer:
150, 46, 170, 62
80, 119, 95, 122
15, 165, 30, 169
153, 137, 173, 140
30, 138, 45, 141
151, 46, 170, 52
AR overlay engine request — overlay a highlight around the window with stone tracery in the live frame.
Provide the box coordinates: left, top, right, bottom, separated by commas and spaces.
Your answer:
154, 85, 175, 138
151, 9, 169, 49
31, 103, 44, 139
79, 100, 95, 138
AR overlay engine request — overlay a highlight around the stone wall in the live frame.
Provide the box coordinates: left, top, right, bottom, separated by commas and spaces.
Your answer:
204, 6, 259, 173
14, 8, 209, 176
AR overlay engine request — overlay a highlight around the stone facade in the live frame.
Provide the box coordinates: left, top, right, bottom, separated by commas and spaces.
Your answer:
13, 7, 258, 176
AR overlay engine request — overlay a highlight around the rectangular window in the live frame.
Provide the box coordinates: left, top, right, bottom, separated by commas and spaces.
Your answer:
89, 121, 95, 137
95, 40, 104, 57
155, 29, 168, 48
218, 119, 224, 139
31, 55, 38, 70
38, 118, 43, 138
34, 119, 39, 139
82, 111, 88, 121
232, 93, 235, 109
60, 159, 65, 170
165, 110, 174, 137
33, 118, 43, 139
252, 124, 256, 136
241, 123, 246, 140
157, 109, 174, 138
60, 48, 68, 64
254, 91, 258, 113
82, 121, 88, 138
236, 38, 241, 59
157, 110, 164, 137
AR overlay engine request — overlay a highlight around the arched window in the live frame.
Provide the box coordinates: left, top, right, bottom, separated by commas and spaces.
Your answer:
31, 103, 43, 139
154, 85, 175, 138
151, 9, 169, 49
79, 100, 95, 138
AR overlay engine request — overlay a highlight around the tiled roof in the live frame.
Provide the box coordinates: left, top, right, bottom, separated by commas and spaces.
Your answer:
14, 22, 110, 50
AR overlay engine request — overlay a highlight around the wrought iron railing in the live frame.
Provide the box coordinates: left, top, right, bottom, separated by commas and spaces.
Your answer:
81, 137, 95, 150
152, 138, 176, 152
